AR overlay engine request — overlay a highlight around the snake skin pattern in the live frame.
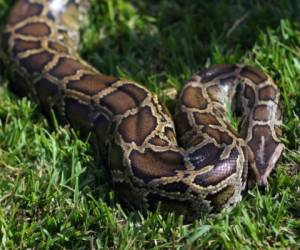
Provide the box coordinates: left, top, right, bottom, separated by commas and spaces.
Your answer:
0, 0, 284, 220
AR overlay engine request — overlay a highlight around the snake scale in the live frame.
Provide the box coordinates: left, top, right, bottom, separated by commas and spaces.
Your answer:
0, 0, 284, 220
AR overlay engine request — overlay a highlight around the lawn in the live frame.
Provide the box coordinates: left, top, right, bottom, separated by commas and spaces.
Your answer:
0, 0, 299, 249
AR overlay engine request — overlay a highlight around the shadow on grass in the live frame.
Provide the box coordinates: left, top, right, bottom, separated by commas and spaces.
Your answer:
82, 0, 300, 82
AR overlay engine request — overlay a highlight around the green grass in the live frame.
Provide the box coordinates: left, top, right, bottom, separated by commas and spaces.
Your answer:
0, 0, 300, 249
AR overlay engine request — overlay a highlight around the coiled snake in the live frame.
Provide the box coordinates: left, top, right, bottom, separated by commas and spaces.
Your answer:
0, 0, 284, 220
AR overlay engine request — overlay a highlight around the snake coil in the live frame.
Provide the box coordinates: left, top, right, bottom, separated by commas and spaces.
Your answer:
0, 0, 283, 220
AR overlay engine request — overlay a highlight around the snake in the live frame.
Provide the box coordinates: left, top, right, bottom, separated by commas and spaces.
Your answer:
0, 0, 284, 220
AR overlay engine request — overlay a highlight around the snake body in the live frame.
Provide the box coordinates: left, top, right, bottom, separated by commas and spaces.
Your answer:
1, 0, 284, 220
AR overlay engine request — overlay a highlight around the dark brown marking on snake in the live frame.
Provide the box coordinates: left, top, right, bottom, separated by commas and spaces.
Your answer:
35, 78, 59, 107
253, 105, 272, 121
174, 112, 192, 135
244, 84, 256, 108
194, 148, 238, 187
118, 84, 148, 104
182, 86, 208, 109
149, 136, 170, 147
65, 97, 92, 129
194, 113, 220, 126
199, 64, 237, 83
183, 132, 205, 148
118, 106, 157, 145
129, 149, 184, 182
206, 185, 235, 212
7, 0, 43, 25
205, 127, 233, 145
101, 89, 137, 115
20, 50, 54, 74
50, 57, 87, 79
13, 39, 41, 55
16, 22, 51, 37
240, 66, 267, 84
259, 85, 277, 101
239, 117, 249, 139
67, 74, 117, 96
93, 113, 111, 139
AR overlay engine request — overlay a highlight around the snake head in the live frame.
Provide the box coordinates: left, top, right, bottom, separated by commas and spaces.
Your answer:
247, 140, 284, 187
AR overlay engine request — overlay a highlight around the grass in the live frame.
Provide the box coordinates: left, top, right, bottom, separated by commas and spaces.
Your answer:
0, 0, 300, 249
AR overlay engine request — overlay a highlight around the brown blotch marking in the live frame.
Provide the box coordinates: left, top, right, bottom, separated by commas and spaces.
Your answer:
194, 148, 238, 187
50, 57, 87, 79
182, 132, 205, 148
65, 97, 92, 130
259, 85, 277, 101
158, 181, 189, 193
199, 64, 237, 83
239, 117, 249, 139
149, 136, 169, 147
129, 149, 184, 183
35, 78, 59, 108
207, 85, 221, 102
16, 22, 51, 37
8, 0, 43, 25
244, 85, 256, 108
174, 112, 191, 136
205, 127, 233, 145
118, 106, 157, 145
67, 74, 117, 96
205, 185, 235, 212
20, 51, 54, 74
101, 89, 137, 115
118, 84, 148, 104
248, 125, 278, 175
194, 113, 220, 126
48, 41, 69, 53
181, 86, 208, 109
240, 66, 267, 84
253, 105, 272, 121
12, 39, 41, 55
205, 127, 222, 143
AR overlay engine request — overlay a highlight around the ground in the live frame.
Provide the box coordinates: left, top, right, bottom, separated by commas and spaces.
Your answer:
0, 0, 299, 249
